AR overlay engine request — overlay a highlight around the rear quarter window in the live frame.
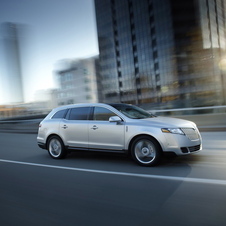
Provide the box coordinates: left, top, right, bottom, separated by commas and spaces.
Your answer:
51, 109, 68, 119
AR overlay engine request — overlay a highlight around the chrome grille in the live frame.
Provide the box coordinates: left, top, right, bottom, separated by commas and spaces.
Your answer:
181, 128, 200, 141
181, 145, 201, 153
188, 145, 201, 152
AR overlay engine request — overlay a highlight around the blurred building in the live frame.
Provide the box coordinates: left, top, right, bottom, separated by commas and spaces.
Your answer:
34, 89, 58, 110
0, 102, 50, 119
94, 0, 226, 109
1, 22, 25, 104
55, 56, 100, 106
0, 105, 25, 119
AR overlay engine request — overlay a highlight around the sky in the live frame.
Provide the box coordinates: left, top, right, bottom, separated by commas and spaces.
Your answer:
0, 0, 99, 104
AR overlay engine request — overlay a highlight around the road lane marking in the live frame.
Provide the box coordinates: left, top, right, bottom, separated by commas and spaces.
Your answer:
1, 158, 226, 186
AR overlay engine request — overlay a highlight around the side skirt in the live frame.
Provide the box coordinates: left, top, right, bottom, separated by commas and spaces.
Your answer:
66, 146, 127, 154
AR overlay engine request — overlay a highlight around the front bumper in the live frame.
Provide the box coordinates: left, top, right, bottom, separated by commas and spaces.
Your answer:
161, 131, 202, 155
37, 142, 46, 149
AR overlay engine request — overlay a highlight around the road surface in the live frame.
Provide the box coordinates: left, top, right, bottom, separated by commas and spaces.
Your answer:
0, 132, 226, 226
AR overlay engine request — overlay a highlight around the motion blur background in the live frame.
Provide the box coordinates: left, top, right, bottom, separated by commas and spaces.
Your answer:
1, 2, 226, 225
0, 0, 226, 128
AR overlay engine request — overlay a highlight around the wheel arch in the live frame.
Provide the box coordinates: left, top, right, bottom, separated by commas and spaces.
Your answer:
46, 134, 65, 149
128, 134, 163, 155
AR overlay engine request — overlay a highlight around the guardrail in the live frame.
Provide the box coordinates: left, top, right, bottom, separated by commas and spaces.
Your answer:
150, 105, 226, 116
0, 106, 226, 133
0, 119, 42, 134
148, 106, 226, 131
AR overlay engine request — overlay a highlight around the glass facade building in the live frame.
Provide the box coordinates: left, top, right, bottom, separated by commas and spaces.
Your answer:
95, 0, 226, 109
1, 22, 24, 104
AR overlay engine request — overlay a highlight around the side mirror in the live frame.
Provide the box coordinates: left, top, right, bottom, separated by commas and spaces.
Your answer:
109, 116, 122, 123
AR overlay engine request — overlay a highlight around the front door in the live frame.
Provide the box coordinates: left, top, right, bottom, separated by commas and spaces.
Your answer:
88, 107, 125, 150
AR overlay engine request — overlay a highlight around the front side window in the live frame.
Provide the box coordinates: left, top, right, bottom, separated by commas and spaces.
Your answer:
68, 107, 90, 120
52, 109, 68, 119
93, 107, 117, 121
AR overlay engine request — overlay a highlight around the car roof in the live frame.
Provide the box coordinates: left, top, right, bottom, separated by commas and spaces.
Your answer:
52, 103, 113, 111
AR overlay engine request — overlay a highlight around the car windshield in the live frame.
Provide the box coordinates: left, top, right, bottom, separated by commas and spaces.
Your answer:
109, 104, 156, 119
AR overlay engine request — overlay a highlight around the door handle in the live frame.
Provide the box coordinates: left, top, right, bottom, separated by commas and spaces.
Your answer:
62, 125, 68, 129
91, 125, 98, 130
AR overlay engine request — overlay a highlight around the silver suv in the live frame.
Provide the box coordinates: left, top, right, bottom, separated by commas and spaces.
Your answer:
37, 103, 202, 166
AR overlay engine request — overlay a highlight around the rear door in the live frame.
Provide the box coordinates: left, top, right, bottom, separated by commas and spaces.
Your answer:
88, 106, 125, 150
60, 107, 91, 148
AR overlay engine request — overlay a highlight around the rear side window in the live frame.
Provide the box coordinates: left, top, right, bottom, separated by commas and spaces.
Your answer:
68, 107, 90, 120
52, 109, 68, 119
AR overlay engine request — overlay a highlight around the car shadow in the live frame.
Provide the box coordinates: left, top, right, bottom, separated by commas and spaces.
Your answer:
64, 149, 201, 171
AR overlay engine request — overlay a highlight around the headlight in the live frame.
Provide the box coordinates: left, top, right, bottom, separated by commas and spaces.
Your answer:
161, 128, 185, 135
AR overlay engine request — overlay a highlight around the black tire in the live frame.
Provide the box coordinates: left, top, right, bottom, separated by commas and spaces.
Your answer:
47, 136, 67, 159
131, 136, 162, 166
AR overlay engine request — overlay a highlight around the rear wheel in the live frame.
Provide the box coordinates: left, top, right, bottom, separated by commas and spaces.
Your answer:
131, 136, 161, 166
47, 136, 67, 159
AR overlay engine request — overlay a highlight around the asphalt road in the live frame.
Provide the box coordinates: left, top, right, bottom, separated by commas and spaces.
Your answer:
0, 132, 226, 226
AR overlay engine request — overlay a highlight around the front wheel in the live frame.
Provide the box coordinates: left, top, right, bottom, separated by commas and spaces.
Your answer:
47, 136, 67, 159
131, 136, 162, 166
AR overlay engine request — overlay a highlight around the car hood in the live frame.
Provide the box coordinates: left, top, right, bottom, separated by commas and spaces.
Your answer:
137, 116, 196, 128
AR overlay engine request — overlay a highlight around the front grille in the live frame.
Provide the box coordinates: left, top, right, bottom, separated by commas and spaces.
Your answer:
181, 128, 200, 141
188, 145, 201, 152
181, 145, 201, 153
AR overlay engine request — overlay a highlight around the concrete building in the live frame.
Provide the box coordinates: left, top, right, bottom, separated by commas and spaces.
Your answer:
34, 89, 58, 110
55, 56, 100, 106
94, 0, 226, 109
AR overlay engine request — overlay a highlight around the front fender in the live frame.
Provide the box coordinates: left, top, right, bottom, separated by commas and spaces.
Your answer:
125, 125, 167, 151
